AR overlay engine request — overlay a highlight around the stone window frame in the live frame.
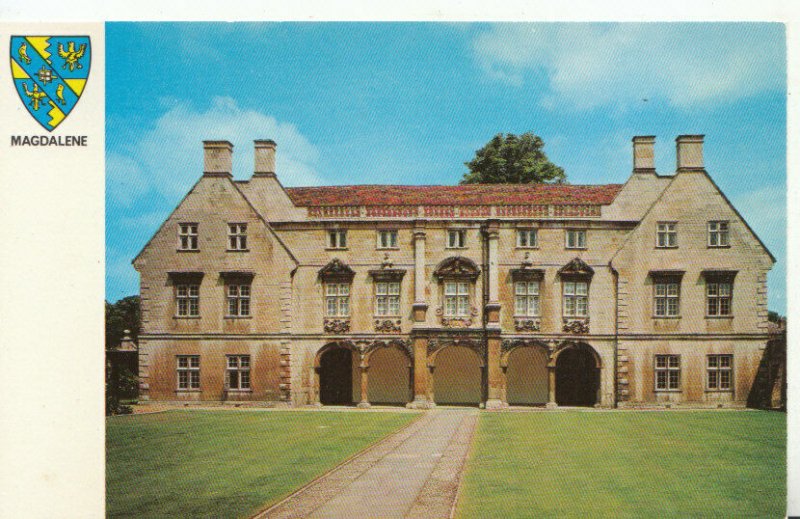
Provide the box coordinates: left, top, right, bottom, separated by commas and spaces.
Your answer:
327, 229, 348, 249
175, 283, 200, 318
654, 354, 681, 392
374, 280, 401, 317
177, 222, 199, 251
565, 228, 587, 250
376, 229, 399, 250
516, 228, 539, 249
446, 229, 467, 249
703, 270, 736, 319
443, 279, 471, 317
562, 279, 589, 318
325, 282, 351, 317
656, 221, 678, 248
513, 279, 541, 317
221, 272, 255, 319
225, 355, 251, 391
176, 355, 200, 391
706, 354, 734, 392
227, 222, 248, 251
707, 220, 730, 248
650, 271, 684, 319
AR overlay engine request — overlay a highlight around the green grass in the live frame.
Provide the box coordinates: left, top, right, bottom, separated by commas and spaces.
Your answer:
107, 410, 418, 518
457, 411, 785, 518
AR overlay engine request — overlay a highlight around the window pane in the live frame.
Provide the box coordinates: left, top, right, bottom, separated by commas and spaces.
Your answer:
655, 298, 665, 316
240, 356, 250, 368
326, 284, 337, 296
708, 370, 718, 389
576, 282, 588, 296
655, 283, 666, 296
656, 356, 667, 369
669, 356, 679, 368
190, 371, 200, 389
578, 231, 586, 247
327, 297, 337, 315
667, 283, 678, 296
577, 297, 588, 316
178, 357, 188, 368
528, 282, 539, 295
376, 282, 387, 295
457, 296, 469, 316
228, 298, 238, 316
228, 356, 238, 368
719, 283, 731, 296
708, 355, 718, 368
669, 371, 679, 389
241, 371, 251, 389
667, 298, 678, 316
377, 297, 387, 315
228, 285, 238, 296
719, 298, 731, 316
388, 282, 400, 295
720, 355, 731, 368
515, 282, 526, 295
446, 296, 457, 316
388, 297, 400, 315
565, 297, 575, 316
339, 284, 350, 295
228, 371, 239, 389
564, 282, 575, 295
656, 371, 667, 390
445, 282, 456, 295
190, 356, 200, 368
515, 296, 526, 315
457, 282, 469, 294
178, 371, 188, 389
720, 371, 731, 389
240, 299, 250, 316
339, 297, 350, 316
528, 296, 538, 316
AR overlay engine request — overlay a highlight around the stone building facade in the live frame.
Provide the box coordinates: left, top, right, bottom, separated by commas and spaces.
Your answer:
134, 135, 774, 408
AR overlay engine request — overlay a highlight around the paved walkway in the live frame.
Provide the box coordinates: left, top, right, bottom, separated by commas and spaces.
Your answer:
257, 409, 478, 519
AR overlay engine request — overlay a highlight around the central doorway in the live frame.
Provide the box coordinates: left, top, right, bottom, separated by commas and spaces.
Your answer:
319, 347, 353, 405
555, 345, 599, 406
433, 346, 482, 406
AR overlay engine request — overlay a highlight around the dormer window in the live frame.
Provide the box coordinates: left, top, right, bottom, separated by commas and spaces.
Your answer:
708, 221, 729, 247
656, 222, 677, 248
228, 223, 248, 251
328, 230, 347, 249
178, 223, 198, 251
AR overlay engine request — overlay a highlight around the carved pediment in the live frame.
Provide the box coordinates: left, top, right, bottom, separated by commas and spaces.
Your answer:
558, 257, 594, 278
433, 256, 481, 280
319, 258, 355, 282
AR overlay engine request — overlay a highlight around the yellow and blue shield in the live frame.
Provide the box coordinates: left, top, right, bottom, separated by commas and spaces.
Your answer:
10, 35, 91, 131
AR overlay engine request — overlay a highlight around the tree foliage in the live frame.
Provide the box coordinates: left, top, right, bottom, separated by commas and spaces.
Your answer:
461, 132, 566, 185
106, 295, 141, 350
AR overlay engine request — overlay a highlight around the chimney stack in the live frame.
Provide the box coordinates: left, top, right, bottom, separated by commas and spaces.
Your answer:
632, 136, 656, 173
254, 139, 277, 177
676, 135, 704, 172
203, 140, 233, 177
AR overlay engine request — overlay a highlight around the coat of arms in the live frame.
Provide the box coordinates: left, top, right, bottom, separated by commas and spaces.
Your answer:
10, 36, 91, 131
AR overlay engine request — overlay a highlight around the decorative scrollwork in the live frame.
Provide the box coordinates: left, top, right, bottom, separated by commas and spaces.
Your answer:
374, 319, 402, 333
562, 318, 590, 334
323, 318, 351, 334
514, 318, 540, 332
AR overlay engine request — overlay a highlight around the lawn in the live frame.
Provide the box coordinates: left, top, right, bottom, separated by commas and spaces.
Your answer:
457, 411, 785, 518
106, 410, 418, 518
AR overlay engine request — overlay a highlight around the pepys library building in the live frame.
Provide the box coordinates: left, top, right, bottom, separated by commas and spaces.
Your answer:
134, 135, 774, 408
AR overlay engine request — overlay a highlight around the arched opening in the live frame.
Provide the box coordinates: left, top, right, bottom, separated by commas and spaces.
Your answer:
433, 346, 482, 406
367, 347, 411, 405
319, 345, 355, 405
555, 345, 600, 407
506, 346, 549, 406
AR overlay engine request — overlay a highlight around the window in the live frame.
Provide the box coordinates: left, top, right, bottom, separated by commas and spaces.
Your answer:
325, 282, 350, 317
563, 281, 588, 317
226, 283, 251, 317
226, 355, 250, 390
444, 281, 470, 317
707, 280, 733, 317
176, 284, 200, 317
447, 229, 467, 248
375, 281, 400, 316
654, 278, 680, 317
228, 223, 248, 250
516, 229, 538, 248
177, 355, 200, 390
707, 354, 733, 391
178, 223, 198, 251
565, 229, 587, 249
655, 355, 680, 391
514, 281, 540, 316
377, 230, 398, 249
708, 221, 729, 247
327, 230, 347, 249
656, 222, 677, 248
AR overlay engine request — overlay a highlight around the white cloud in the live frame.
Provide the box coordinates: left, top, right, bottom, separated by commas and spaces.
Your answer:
472, 24, 784, 110
110, 97, 324, 204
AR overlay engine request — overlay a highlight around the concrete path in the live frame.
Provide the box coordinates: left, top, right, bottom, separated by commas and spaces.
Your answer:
258, 409, 478, 519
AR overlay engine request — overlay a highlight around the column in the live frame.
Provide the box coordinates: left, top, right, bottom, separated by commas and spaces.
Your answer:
357, 364, 371, 408
406, 336, 434, 408
500, 366, 508, 405
412, 225, 428, 322
312, 367, 322, 406
485, 334, 504, 408
547, 366, 557, 408
485, 222, 501, 325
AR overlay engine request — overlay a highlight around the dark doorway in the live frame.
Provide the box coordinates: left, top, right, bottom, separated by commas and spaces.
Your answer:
320, 347, 353, 405
556, 346, 599, 406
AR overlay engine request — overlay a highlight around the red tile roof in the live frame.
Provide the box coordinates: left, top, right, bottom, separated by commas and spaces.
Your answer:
285, 184, 623, 207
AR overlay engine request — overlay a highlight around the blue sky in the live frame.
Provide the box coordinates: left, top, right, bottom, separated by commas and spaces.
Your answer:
106, 22, 786, 313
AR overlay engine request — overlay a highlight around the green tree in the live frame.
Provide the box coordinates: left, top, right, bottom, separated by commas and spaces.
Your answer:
105, 295, 140, 350
461, 132, 566, 185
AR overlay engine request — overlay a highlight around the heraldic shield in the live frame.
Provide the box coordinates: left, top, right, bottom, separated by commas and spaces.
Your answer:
10, 36, 91, 131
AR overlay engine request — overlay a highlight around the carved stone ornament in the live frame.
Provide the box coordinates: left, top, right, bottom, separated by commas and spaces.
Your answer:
558, 257, 595, 278
514, 318, 541, 332
562, 318, 590, 334
374, 319, 402, 333
433, 256, 481, 280
323, 318, 351, 334
319, 258, 355, 282
436, 305, 479, 328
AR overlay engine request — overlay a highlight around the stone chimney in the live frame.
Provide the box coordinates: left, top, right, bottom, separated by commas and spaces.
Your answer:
676, 134, 704, 172
254, 139, 277, 177
203, 140, 233, 177
632, 136, 656, 174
